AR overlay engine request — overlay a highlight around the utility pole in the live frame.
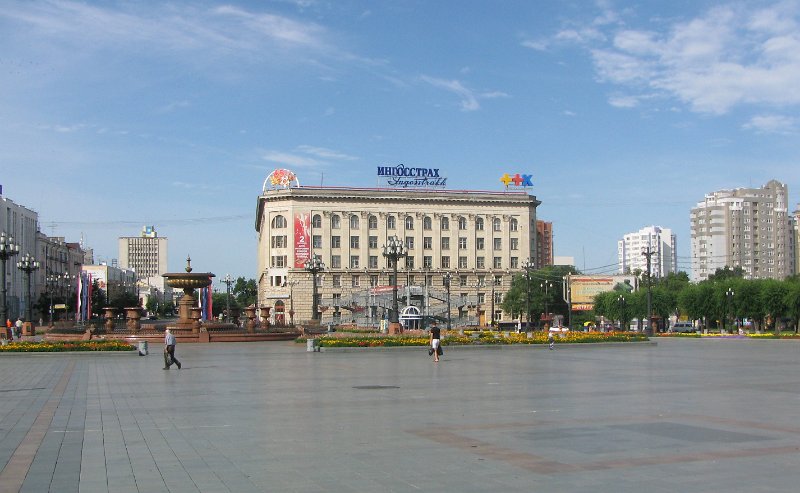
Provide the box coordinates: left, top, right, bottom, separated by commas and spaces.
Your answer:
642, 247, 654, 336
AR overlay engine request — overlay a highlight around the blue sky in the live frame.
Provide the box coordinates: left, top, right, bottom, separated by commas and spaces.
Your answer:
2, 0, 799, 281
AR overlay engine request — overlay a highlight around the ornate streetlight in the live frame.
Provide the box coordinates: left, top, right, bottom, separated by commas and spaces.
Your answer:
521, 258, 533, 332
0, 232, 20, 324
17, 253, 40, 323
382, 236, 407, 325
284, 280, 298, 327
47, 274, 60, 325
304, 256, 325, 322
222, 274, 234, 323
443, 272, 452, 330
726, 287, 735, 333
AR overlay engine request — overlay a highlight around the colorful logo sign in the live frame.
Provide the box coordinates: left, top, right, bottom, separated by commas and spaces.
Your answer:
500, 173, 533, 187
263, 168, 300, 192
378, 164, 447, 189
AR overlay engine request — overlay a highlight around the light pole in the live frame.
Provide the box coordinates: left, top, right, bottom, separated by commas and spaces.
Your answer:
726, 287, 734, 334
222, 274, 234, 323
47, 274, 60, 325
285, 280, 298, 327
618, 295, 626, 331
0, 232, 20, 324
443, 272, 452, 330
489, 273, 496, 329
642, 247, 654, 336
540, 280, 553, 329
304, 256, 325, 322
17, 253, 40, 323
382, 236, 407, 325
522, 258, 533, 332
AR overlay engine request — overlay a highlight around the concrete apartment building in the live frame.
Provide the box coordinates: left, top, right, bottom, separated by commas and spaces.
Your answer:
690, 180, 795, 282
536, 220, 553, 268
118, 226, 168, 281
256, 175, 540, 327
618, 225, 677, 278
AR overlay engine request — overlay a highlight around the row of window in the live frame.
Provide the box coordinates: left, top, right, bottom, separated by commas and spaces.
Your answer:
271, 214, 520, 232
270, 254, 520, 270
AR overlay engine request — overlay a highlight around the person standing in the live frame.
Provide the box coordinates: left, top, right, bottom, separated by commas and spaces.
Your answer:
14, 318, 23, 340
163, 328, 181, 370
429, 322, 441, 362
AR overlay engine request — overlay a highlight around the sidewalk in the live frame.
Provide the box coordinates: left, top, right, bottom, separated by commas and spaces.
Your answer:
1, 339, 800, 492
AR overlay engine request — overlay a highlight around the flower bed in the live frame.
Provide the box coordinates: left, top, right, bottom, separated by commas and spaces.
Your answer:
297, 330, 648, 348
0, 340, 136, 353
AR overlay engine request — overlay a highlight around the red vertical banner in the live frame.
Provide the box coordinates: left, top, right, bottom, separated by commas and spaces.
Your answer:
294, 212, 311, 267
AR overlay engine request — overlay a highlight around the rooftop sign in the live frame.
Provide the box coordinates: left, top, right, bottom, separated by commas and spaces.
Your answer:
263, 168, 300, 193
500, 173, 533, 188
377, 164, 447, 189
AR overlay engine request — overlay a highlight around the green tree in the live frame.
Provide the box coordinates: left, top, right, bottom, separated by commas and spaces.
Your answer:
90, 280, 106, 318
784, 279, 800, 333
233, 277, 257, 307
761, 279, 788, 334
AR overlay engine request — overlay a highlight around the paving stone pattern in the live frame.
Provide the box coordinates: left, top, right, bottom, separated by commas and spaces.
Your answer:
1, 339, 800, 492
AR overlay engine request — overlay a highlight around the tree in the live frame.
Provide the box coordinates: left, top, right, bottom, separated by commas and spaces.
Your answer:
707, 266, 745, 282
90, 280, 105, 318
761, 279, 788, 334
784, 279, 800, 333
233, 277, 257, 307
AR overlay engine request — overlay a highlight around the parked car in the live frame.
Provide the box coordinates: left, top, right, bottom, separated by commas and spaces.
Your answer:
670, 321, 695, 333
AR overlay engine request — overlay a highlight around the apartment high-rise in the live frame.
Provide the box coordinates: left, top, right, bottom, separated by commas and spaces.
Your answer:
618, 225, 677, 277
118, 226, 168, 281
690, 180, 794, 281
536, 220, 553, 268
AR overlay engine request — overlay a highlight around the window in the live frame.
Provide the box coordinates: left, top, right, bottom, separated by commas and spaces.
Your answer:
331, 214, 341, 229
312, 215, 322, 228
368, 215, 378, 229
493, 238, 502, 250
477, 293, 485, 304
441, 217, 449, 230
271, 235, 287, 248
477, 275, 486, 287
369, 256, 378, 269
270, 255, 287, 267
405, 216, 414, 230
458, 237, 467, 249
423, 216, 432, 230
406, 256, 415, 269
332, 293, 341, 306
350, 215, 359, 229
441, 256, 450, 268
423, 237, 432, 249
331, 255, 341, 268
331, 236, 341, 248
350, 236, 360, 249
510, 238, 519, 250
271, 215, 287, 228
350, 256, 360, 269
405, 237, 414, 249
387, 216, 396, 229
476, 257, 485, 269
494, 292, 503, 303
493, 257, 502, 268
477, 238, 485, 250
476, 217, 484, 231
370, 275, 378, 287
424, 256, 433, 268
332, 275, 341, 287
493, 217, 501, 232
510, 257, 519, 269
510, 218, 518, 231
494, 275, 502, 286
368, 236, 378, 249
441, 237, 450, 250
458, 216, 467, 230
351, 275, 360, 287
458, 256, 468, 269
312, 235, 322, 248
459, 275, 468, 286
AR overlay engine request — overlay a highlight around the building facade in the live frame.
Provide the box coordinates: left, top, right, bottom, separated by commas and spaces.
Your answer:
118, 226, 168, 281
1, 194, 39, 321
536, 220, 553, 268
690, 180, 795, 281
618, 225, 677, 278
255, 180, 540, 327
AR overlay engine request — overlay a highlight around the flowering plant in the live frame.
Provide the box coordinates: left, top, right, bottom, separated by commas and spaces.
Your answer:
0, 340, 136, 352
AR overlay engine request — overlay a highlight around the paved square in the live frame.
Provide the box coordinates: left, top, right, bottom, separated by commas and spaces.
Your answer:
2, 338, 800, 492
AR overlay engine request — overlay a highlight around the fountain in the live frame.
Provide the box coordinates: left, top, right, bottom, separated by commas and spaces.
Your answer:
162, 256, 215, 332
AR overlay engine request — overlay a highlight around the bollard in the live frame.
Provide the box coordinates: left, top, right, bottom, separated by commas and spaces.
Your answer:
138, 340, 148, 356
307, 338, 318, 352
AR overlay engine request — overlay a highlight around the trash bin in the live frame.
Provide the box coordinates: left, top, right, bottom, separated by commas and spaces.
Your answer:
306, 338, 319, 352
138, 340, 148, 356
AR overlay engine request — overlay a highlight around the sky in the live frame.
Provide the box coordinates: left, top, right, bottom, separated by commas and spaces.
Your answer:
2, 0, 799, 282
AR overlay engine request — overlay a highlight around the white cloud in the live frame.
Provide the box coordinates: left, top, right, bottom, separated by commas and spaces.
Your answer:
261, 145, 358, 168
420, 76, 480, 111
296, 145, 358, 161
742, 114, 797, 134
538, 2, 800, 115
607, 94, 639, 108
261, 151, 321, 168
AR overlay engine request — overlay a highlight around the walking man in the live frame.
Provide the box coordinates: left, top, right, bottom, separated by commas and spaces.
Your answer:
14, 318, 23, 340
163, 328, 181, 370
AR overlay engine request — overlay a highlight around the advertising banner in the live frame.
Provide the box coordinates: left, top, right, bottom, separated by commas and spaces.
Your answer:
570, 276, 615, 311
294, 212, 311, 268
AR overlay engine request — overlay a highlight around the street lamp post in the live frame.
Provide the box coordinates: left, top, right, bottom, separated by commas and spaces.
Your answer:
726, 287, 735, 334
642, 247, 655, 336
522, 258, 533, 332
382, 236, 407, 326
222, 274, 234, 323
285, 280, 298, 327
17, 253, 40, 324
618, 295, 626, 331
304, 256, 325, 322
443, 272, 452, 330
47, 274, 59, 326
0, 232, 20, 324
540, 280, 553, 328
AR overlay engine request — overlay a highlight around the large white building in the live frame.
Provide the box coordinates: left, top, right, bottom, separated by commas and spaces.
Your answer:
1, 192, 40, 321
690, 180, 795, 281
618, 226, 677, 278
118, 226, 168, 281
255, 169, 541, 327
